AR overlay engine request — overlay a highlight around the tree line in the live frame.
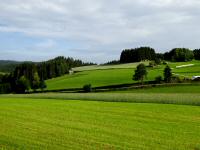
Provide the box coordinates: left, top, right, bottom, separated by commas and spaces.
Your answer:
120, 47, 156, 63
120, 47, 200, 64
0, 56, 95, 94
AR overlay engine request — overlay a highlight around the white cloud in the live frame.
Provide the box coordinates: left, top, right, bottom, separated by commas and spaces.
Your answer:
0, 0, 200, 62
35, 39, 57, 49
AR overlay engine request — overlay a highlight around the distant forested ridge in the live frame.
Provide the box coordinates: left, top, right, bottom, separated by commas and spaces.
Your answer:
0, 60, 23, 73
103, 60, 120, 65
120, 47, 156, 63
0, 56, 95, 93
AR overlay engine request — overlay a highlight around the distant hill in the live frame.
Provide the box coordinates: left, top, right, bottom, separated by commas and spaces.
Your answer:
0, 60, 23, 73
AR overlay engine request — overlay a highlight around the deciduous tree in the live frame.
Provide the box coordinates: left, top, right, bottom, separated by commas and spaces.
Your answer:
133, 63, 148, 84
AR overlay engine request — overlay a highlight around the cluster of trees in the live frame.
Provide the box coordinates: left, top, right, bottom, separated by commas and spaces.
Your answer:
0, 74, 12, 94
0, 56, 94, 94
193, 49, 200, 60
120, 47, 200, 63
36, 56, 94, 80
133, 63, 172, 84
164, 48, 194, 62
120, 47, 156, 63
103, 60, 120, 65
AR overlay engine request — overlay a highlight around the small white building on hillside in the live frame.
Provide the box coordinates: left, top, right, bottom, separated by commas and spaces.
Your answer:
192, 76, 200, 80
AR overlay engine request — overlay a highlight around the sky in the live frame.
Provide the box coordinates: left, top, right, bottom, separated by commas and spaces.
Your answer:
0, 0, 200, 63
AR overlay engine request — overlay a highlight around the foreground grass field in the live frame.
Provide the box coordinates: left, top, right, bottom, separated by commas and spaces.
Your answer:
0, 97, 199, 150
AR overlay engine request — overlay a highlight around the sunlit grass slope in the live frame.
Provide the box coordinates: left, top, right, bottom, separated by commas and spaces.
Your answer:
46, 67, 163, 90
46, 60, 200, 90
72, 61, 150, 71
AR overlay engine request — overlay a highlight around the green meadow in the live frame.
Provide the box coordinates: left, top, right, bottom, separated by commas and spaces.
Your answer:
0, 97, 199, 150
1, 61, 200, 149
72, 61, 150, 71
46, 60, 200, 90
46, 64, 162, 90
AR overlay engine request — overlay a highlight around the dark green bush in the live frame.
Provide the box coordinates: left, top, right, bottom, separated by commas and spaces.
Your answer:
171, 76, 182, 83
83, 84, 92, 93
0, 83, 12, 94
155, 76, 162, 84
163, 61, 168, 65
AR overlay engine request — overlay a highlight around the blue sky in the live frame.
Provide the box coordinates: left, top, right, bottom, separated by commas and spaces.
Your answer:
0, 0, 200, 63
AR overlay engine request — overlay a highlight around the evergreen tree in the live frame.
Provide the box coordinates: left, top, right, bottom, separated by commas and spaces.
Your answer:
164, 66, 172, 83
32, 72, 40, 91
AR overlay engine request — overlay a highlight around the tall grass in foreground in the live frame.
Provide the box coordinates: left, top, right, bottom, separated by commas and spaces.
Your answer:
2, 93, 200, 106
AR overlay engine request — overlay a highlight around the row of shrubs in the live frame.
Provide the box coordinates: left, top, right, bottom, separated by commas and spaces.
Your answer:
154, 75, 192, 84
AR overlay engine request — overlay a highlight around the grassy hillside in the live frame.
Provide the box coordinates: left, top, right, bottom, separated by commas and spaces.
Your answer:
72, 61, 150, 71
0, 97, 199, 150
47, 68, 134, 90
46, 60, 200, 90
169, 60, 200, 77
46, 64, 163, 90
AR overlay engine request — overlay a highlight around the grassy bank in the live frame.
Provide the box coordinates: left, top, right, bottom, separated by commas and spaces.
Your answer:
2, 92, 200, 106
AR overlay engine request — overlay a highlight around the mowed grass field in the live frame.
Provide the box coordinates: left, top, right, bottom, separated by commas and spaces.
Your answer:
72, 61, 150, 71
46, 60, 200, 90
0, 97, 199, 150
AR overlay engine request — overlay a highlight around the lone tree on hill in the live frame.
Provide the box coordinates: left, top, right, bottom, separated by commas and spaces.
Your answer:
133, 63, 148, 84
164, 65, 172, 83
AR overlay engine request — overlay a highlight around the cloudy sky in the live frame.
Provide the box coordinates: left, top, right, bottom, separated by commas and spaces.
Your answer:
0, 0, 200, 63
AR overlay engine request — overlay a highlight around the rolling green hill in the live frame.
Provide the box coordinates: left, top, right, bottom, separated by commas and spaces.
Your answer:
46, 60, 200, 90
46, 67, 164, 90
